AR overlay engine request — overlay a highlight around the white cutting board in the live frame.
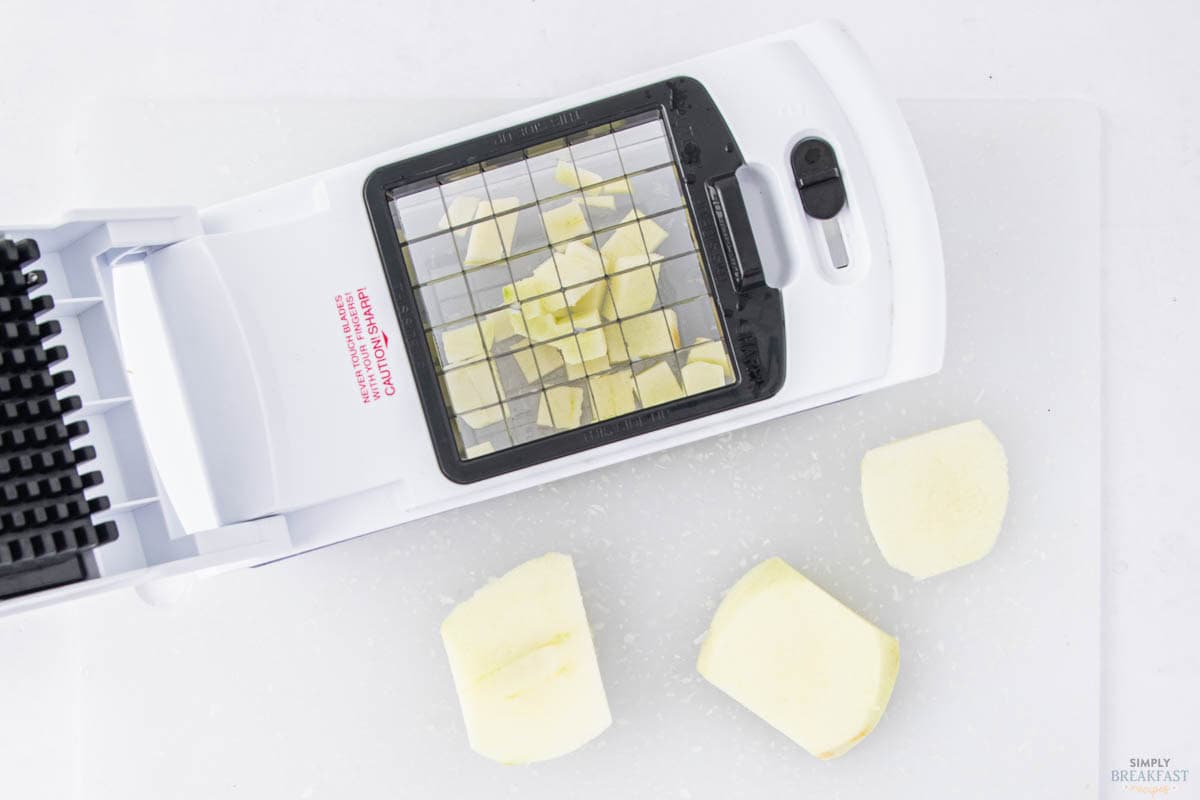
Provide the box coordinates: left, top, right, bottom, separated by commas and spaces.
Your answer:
0, 100, 1100, 799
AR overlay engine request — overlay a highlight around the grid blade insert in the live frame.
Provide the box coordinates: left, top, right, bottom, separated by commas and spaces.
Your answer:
389, 111, 736, 459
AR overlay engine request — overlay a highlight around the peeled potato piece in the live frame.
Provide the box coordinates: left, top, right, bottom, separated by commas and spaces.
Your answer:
553, 160, 603, 192
697, 557, 900, 760
460, 405, 505, 430
600, 211, 669, 273
527, 313, 573, 343
566, 354, 609, 381
860, 420, 1009, 579
687, 337, 733, 379
602, 324, 629, 363
600, 291, 618, 322
584, 194, 616, 211
441, 321, 491, 366
543, 199, 591, 244
565, 280, 607, 315
441, 553, 611, 764
463, 198, 520, 266
537, 385, 585, 430
597, 177, 630, 195
571, 310, 602, 332
574, 328, 607, 360
555, 241, 605, 286
486, 308, 518, 345
527, 343, 566, 380
438, 195, 481, 230
609, 266, 659, 317
512, 349, 539, 384
464, 441, 495, 458
443, 361, 501, 415
634, 362, 684, 406
620, 309, 679, 360
588, 369, 637, 420
681, 361, 726, 395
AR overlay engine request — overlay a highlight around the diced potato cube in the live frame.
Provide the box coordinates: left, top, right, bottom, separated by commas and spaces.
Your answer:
634, 362, 685, 406
588, 368, 637, 420
438, 195, 481, 230
584, 194, 616, 211
575, 328, 607, 361
697, 558, 899, 760
609, 267, 659, 317
686, 337, 733, 379
533, 343, 566, 378
555, 240, 605, 286
444, 361, 501, 414
503, 263, 564, 312
599, 177, 631, 195
600, 292, 617, 322
553, 160, 579, 189
519, 294, 569, 336
613, 252, 662, 274
535, 344, 565, 374
600, 211, 669, 273
539, 293, 568, 318
681, 361, 726, 395
440, 552, 611, 764
536, 385, 585, 430
620, 309, 680, 360
584, 354, 610, 375
464, 198, 520, 266
464, 441, 495, 458
861, 420, 1009, 579
487, 308, 517, 344
553, 160, 604, 192
494, 199, 520, 247
527, 312, 573, 343
441, 322, 487, 366
565, 280, 607, 315
507, 307, 528, 339
548, 334, 587, 366
503, 275, 546, 305
513, 349, 540, 384
602, 324, 629, 363
532, 257, 563, 291
479, 316, 496, 351
547, 335, 583, 366
542, 199, 591, 244
571, 310, 601, 331
460, 405, 505, 430
567, 354, 608, 380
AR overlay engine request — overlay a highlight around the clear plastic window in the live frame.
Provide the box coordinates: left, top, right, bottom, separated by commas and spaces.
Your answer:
388, 111, 735, 459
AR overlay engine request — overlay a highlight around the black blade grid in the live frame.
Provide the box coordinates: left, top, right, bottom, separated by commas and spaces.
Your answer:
1, 237, 117, 600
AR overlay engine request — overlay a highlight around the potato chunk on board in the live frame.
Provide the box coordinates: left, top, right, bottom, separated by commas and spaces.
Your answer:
861, 420, 1010, 579
441, 553, 611, 764
697, 557, 900, 760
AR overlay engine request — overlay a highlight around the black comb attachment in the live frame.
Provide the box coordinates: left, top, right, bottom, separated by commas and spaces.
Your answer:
1, 236, 118, 600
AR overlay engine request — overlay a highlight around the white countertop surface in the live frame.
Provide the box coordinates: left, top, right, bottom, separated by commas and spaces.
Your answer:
1, 1, 1197, 797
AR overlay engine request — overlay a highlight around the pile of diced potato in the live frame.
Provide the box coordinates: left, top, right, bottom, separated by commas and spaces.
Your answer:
436, 161, 733, 450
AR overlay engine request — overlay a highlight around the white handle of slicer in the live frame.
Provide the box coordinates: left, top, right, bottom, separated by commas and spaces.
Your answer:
112, 259, 222, 533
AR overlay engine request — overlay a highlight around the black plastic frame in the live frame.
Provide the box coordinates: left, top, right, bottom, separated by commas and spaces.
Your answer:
364, 76, 786, 483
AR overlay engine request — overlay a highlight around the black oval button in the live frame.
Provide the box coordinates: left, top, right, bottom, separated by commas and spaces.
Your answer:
791, 138, 846, 220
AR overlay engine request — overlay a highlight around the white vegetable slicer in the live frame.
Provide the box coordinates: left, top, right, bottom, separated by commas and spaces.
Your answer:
0, 20, 943, 614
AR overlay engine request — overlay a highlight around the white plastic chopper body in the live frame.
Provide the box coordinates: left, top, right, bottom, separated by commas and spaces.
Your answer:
0, 21, 942, 615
